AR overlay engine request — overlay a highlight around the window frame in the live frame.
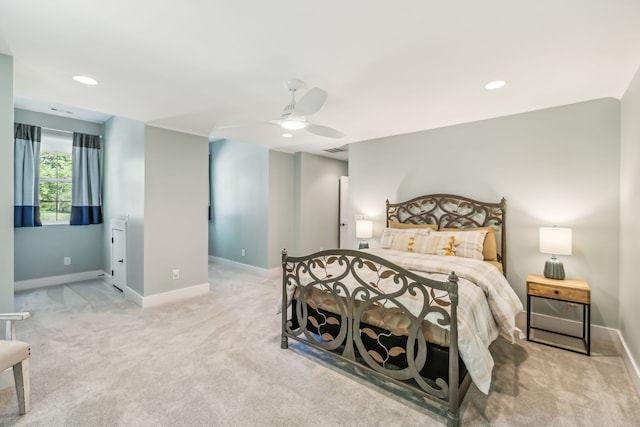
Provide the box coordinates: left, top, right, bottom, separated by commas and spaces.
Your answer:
39, 129, 73, 225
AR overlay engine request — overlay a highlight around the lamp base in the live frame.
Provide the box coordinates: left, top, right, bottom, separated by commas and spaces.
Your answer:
543, 256, 565, 280
358, 241, 369, 249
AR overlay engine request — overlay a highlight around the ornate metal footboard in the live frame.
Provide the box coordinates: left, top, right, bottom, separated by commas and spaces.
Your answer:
281, 249, 467, 427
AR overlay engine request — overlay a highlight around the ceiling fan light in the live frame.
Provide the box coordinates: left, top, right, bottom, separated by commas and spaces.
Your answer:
281, 119, 306, 130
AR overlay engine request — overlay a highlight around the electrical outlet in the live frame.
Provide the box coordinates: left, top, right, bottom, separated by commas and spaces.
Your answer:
172, 269, 180, 279
64, 257, 71, 266
241, 249, 245, 257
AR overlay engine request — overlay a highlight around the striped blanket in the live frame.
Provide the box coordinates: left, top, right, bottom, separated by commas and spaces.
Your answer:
365, 248, 524, 394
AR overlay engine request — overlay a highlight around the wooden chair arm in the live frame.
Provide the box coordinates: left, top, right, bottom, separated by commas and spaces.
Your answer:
0, 313, 30, 321
0, 312, 30, 340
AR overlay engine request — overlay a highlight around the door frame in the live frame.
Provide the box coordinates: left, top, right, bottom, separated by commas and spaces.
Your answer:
339, 176, 349, 248
110, 219, 127, 292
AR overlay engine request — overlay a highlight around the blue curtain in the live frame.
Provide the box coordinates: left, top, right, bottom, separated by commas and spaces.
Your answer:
70, 132, 102, 225
14, 123, 42, 227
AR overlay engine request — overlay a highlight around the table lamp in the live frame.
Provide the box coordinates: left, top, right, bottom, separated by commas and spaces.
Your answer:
539, 226, 572, 280
356, 219, 373, 249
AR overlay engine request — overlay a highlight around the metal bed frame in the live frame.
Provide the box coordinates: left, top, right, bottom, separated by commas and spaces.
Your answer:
280, 194, 506, 427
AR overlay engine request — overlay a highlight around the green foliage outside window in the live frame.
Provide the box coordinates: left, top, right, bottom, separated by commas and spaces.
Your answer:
40, 151, 72, 222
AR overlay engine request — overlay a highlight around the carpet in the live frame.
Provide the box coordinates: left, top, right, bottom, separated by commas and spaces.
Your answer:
1, 261, 639, 426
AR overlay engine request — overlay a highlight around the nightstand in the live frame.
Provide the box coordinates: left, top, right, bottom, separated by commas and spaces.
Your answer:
526, 274, 590, 355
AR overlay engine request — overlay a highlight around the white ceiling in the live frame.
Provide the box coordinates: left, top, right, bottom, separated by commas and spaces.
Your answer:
2, 1, 640, 160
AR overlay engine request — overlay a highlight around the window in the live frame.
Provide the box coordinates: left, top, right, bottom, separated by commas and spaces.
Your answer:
39, 129, 72, 223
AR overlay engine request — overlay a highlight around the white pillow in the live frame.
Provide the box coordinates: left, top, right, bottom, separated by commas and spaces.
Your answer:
421, 234, 452, 255
429, 230, 488, 260
380, 227, 431, 251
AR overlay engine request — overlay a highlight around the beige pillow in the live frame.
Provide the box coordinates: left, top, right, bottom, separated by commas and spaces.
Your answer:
430, 230, 488, 260
421, 234, 454, 255
388, 220, 438, 231
441, 227, 498, 262
390, 233, 430, 253
381, 228, 431, 250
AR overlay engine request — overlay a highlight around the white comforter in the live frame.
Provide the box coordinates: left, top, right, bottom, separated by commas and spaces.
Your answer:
364, 248, 524, 394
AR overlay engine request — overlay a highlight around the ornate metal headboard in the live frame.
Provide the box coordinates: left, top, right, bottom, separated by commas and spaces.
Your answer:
386, 194, 507, 274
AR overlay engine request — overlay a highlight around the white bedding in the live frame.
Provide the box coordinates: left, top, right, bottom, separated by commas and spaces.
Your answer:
365, 248, 524, 394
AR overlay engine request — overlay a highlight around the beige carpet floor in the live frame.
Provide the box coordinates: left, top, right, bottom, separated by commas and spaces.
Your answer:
1, 261, 639, 426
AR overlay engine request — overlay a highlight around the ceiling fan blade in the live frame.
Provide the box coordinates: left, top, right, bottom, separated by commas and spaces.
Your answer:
294, 87, 328, 116
306, 124, 346, 139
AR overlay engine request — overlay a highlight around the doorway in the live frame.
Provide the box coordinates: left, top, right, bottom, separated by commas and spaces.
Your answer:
339, 176, 349, 248
110, 219, 126, 292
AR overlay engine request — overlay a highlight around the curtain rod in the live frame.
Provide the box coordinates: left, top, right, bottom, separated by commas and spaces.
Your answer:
41, 126, 103, 138
41, 126, 72, 134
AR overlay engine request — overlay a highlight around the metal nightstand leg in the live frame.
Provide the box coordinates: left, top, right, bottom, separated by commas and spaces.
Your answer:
526, 294, 531, 341
586, 303, 591, 356
526, 297, 591, 356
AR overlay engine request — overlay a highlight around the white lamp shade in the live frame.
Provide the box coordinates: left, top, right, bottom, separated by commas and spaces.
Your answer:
539, 227, 572, 255
356, 220, 373, 239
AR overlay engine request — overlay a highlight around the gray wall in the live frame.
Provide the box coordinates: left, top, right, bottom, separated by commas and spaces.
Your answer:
15, 227, 103, 280
620, 67, 640, 371
103, 116, 146, 294
294, 152, 348, 255
9, 111, 207, 297
13, 109, 105, 281
209, 142, 346, 269
0, 54, 13, 311
348, 98, 620, 329
268, 151, 295, 268
143, 126, 209, 295
209, 139, 270, 268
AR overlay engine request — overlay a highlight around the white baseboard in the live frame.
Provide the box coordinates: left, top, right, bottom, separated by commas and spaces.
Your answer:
619, 331, 640, 398
14, 270, 107, 292
125, 282, 211, 309
100, 271, 113, 285
516, 311, 622, 354
516, 311, 639, 397
208, 255, 281, 279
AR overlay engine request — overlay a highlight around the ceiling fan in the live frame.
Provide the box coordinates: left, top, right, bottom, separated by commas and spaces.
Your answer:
271, 78, 345, 139
217, 78, 346, 139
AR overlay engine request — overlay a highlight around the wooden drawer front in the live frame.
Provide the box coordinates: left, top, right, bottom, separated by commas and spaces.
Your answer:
528, 282, 590, 304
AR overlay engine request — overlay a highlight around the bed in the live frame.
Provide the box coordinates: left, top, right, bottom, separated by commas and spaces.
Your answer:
280, 194, 523, 427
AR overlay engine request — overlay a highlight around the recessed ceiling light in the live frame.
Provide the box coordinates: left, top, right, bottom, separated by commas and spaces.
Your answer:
282, 133, 293, 138
485, 80, 506, 90
72, 75, 99, 86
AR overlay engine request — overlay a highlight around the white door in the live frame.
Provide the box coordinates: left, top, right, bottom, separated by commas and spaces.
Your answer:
339, 176, 349, 248
111, 223, 126, 292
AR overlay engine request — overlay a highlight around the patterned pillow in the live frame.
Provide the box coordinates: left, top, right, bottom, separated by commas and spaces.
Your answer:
441, 227, 498, 261
429, 230, 488, 260
380, 228, 431, 251
421, 234, 453, 255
